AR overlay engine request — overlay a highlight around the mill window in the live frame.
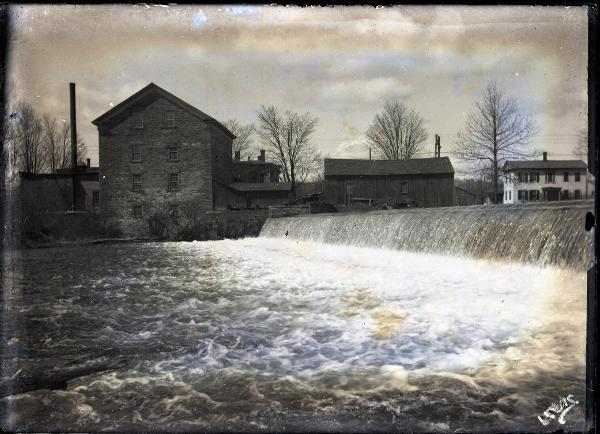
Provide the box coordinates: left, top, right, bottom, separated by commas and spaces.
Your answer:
134, 111, 144, 129
165, 111, 175, 128
132, 174, 142, 192
168, 147, 179, 161
133, 204, 143, 218
131, 144, 142, 162
400, 182, 408, 194
168, 173, 180, 191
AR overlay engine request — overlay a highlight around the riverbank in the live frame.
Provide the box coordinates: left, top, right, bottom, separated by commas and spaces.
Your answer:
18, 206, 311, 249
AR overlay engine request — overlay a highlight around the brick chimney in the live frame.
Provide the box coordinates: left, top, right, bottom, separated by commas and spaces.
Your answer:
543, 151, 547, 161
234, 150, 241, 161
258, 149, 266, 162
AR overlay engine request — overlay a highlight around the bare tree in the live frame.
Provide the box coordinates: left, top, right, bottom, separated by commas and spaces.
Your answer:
573, 128, 588, 160
366, 101, 428, 160
14, 101, 46, 173
256, 105, 319, 196
224, 119, 254, 160
42, 114, 62, 172
453, 81, 536, 203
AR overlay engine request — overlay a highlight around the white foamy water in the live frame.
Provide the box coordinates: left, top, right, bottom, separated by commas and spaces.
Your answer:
1, 239, 587, 432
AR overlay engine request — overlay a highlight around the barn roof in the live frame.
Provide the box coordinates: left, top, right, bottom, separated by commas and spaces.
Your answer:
324, 157, 454, 176
502, 160, 587, 171
230, 182, 292, 192
91, 82, 235, 139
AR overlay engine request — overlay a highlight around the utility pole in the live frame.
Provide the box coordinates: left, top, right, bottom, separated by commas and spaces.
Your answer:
70, 82, 78, 211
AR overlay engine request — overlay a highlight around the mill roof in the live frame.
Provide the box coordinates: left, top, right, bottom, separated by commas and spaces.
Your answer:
91, 82, 235, 139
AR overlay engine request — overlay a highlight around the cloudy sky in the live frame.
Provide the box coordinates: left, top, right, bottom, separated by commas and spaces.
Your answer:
6, 5, 588, 170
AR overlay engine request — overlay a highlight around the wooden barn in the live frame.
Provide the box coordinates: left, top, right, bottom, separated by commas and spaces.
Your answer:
323, 157, 455, 208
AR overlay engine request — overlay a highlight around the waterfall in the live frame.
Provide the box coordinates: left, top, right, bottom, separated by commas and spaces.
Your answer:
260, 200, 595, 270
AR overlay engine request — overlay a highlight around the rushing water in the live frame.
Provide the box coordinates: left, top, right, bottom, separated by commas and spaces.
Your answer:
0, 233, 589, 431
262, 201, 594, 270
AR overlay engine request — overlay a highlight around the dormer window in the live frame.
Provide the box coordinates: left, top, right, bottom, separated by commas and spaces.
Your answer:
165, 111, 175, 128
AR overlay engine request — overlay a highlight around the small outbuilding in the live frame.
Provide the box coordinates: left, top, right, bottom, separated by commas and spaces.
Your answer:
323, 157, 455, 208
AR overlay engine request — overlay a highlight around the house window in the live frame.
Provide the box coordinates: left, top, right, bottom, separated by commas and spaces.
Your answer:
132, 174, 142, 192
574, 189, 581, 199
529, 190, 539, 201
561, 190, 570, 200
134, 111, 144, 129
131, 144, 142, 162
400, 182, 408, 194
92, 191, 100, 207
563, 172, 569, 182
168, 147, 179, 161
545, 172, 555, 183
518, 190, 527, 201
168, 172, 180, 191
504, 191, 507, 201
517, 173, 523, 182
575, 172, 581, 182
509, 190, 511, 200
165, 111, 175, 128
529, 173, 539, 183
133, 204, 143, 218
169, 204, 179, 217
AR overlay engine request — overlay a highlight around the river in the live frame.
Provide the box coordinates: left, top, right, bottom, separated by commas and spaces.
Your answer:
0, 237, 588, 431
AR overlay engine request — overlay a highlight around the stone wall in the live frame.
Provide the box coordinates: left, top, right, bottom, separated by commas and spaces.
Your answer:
98, 94, 214, 237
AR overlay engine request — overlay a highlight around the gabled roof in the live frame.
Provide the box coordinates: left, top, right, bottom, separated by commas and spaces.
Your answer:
91, 82, 235, 139
230, 182, 292, 192
502, 160, 587, 171
324, 157, 454, 176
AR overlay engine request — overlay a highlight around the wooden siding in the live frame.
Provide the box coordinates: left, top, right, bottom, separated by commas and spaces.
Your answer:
324, 174, 454, 207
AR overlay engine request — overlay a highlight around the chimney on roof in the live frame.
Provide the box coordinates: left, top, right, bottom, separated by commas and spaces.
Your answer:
543, 151, 547, 161
86, 158, 91, 168
369, 147, 372, 160
259, 149, 266, 162
234, 150, 241, 161
435, 134, 441, 158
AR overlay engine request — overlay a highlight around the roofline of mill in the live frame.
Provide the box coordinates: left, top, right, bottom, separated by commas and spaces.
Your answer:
91, 82, 236, 139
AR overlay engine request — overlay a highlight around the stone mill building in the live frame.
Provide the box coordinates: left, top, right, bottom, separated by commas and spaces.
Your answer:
92, 83, 292, 237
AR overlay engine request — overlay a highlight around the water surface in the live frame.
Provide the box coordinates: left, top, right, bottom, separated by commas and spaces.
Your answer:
1, 239, 587, 432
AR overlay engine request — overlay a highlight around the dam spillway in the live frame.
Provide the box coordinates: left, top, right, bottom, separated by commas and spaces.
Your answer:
260, 200, 595, 271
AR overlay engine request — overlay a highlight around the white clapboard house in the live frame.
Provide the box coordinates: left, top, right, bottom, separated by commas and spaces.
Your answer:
502, 152, 591, 204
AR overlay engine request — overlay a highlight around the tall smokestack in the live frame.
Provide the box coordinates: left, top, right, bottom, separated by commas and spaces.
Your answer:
543, 151, 547, 161
70, 83, 77, 211
70, 83, 77, 169
369, 147, 371, 160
